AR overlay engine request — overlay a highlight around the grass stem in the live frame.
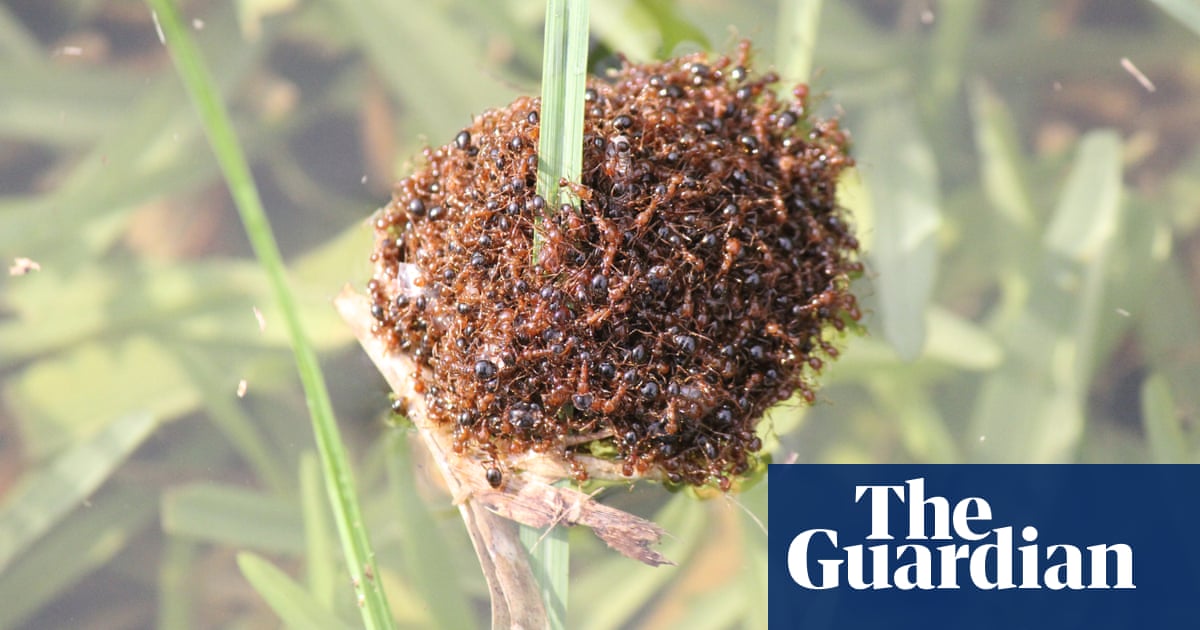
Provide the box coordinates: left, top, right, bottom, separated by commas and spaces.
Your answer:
776, 0, 823, 84
525, 1, 590, 622
520, 483, 571, 630
145, 1, 394, 627
534, 0, 590, 263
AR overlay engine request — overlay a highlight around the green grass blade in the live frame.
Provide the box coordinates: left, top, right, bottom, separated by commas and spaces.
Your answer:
969, 130, 1123, 463
144, 1, 394, 627
638, 0, 710, 56
0, 4, 261, 265
669, 585, 745, 630
1141, 372, 1188, 464
0, 411, 156, 574
0, 485, 156, 629
161, 483, 304, 554
173, 344, 292, 494
1047, 131, 1123, 387
870, 376, 959, 463
4, 335, 192, 459
324, 0, 514, 142
522, 0, 590, 616
237, 552, 355, 630
520, 491, 570, 630
535, 0, 590, 262
300, 452, 339, 611
1044, 131, 1123, 262
1150, 0, 1200, 37
776, 0, 824, 84
1137, 260, 1200, 442
561, 1, 589, 192
384, 433, 476, 629
741, 481, 770, 630
590, 1, 659, 61
0, 62, 138, 145
158, 537, 198, 630
923, 307, 1003, 370
574, 494, 705, 630
0, 4, 39, 61
928, 0, 981, 108
859, 98, 943, 361
968, 79, 1036, 229
0, 258, 328, 371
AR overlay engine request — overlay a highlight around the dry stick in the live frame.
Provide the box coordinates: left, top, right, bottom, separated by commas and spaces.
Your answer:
335, 288, 671, 628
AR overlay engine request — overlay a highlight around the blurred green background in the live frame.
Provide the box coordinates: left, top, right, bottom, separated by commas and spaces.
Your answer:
1, 0, 1198, 628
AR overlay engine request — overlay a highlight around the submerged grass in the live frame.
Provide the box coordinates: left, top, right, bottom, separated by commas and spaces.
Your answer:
0, 1, 1198, 628
143, 0, 394, 627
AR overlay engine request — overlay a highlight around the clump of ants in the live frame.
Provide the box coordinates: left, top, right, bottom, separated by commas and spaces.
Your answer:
368, 42, 861, 491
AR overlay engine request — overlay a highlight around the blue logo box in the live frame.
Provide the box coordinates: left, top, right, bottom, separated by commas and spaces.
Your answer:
768, 465, 1200, 629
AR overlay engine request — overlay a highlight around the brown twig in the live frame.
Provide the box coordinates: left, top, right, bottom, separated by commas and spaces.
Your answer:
335, 287, 671, 628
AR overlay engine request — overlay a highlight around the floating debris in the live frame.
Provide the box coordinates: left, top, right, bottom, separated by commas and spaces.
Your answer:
1120, 57, 1156, 93
8, 257, 41, 276
151, 10, 165, 45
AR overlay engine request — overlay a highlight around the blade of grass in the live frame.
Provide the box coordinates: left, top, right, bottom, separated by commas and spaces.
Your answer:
238, 552, 355, 630
574, 494, 705, 630
1045, 131, 1123, 387
0, 63, 140, 145
859, 98, 942, 361
0, 259, 325, 370
776, 0, 824, 84
144, 1, 394, 627
0, 4, 262, 265
1137, 259, 1200, 440
522, 1, 589, 623
966, 79, 1046, 349
590, 1, 660, 61
633, 0, 710, 57
161, 483, 304, 554
534, 0, 590, 262
668, 585, 745, 630
1141, 372, 1188, 464
0, 411, 156, 574
740, 481, 769, 630
0, 485, 156, 629
968, 79, 1036, 230
519, 487, 570, 630
300, 452, 339, 611
383, 433, 476, 629
594, 0, 714, 60
969, 131, 1123, 463
324, 0, 516, 142
927, 0, 981, 111
1150, 0, 1200, 37
0, 4, 39, 61
869, 376, 959, 463
1044, 132, 1122, 263
173, 344, 292, 494
4, 335, 193, 458
158, 537, 197, 630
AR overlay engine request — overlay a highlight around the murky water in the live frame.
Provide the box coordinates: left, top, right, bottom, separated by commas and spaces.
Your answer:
1, 1, 1197, 628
